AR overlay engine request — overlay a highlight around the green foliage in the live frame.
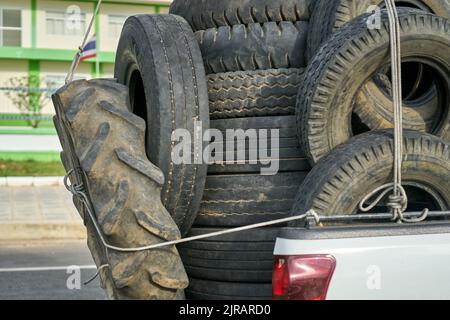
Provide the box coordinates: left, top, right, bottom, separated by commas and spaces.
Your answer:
4, 76, 54, 128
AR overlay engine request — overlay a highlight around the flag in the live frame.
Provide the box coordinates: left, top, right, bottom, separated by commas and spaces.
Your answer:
80, 35, 97, 61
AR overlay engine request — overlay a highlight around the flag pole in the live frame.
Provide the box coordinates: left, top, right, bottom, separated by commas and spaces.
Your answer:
95, 40, 100, 78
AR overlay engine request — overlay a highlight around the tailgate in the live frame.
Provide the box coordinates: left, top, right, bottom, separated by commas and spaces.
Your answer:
274, 223, 450, 300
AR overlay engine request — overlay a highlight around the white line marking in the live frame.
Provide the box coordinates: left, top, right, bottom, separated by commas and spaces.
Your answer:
0, 265, 96, 272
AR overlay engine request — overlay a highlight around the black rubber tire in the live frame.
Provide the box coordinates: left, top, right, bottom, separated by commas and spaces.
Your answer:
170, 0, 313, 31
114, 14, 209, 235
297, 10, 450, 165
208, 116, 310, 174
291, 130, 450, 221
208, 68, 304, 119
179, 228, 277, 283
196, 172, 308, 227
52, 79, 188, 300
354, 77, 441, 133
186, 279, 272, 300
306, 0, 450, 61
196, 21, 308, 74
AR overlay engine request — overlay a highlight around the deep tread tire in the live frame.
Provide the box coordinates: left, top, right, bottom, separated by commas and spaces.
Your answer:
170, 0, 313, 31
179, 228, 278, 283
196, 22, 308, 74
114, 14, 209, 235
208, 69, 304, 119
291, 130, 450, 221
297, 10, 450, 165
52, 79, 189, 300
306, 0, 450, 61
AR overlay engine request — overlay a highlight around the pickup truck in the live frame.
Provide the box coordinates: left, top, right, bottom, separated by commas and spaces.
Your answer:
273, 218, 450, 300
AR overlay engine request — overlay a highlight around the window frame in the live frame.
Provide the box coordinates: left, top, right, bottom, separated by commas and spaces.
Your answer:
45, 10, 87, 36
0, 6, 23, 47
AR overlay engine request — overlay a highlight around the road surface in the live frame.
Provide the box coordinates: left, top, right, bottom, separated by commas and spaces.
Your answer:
0, 240, 107, 300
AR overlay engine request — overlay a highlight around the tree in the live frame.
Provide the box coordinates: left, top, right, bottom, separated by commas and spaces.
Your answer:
4, 75, 54, 128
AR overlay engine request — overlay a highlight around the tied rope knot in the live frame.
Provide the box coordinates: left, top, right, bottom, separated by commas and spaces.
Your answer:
387, 193, 406, 212
359, 183, 428, 223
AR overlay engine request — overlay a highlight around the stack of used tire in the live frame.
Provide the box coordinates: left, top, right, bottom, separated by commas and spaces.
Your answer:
170, 0, 450, 300
291, 3, 450, 227
55, 0, 449, 300
170, 0, 315, 300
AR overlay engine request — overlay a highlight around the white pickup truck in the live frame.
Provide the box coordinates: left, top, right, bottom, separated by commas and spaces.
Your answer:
273, 215, 450, 300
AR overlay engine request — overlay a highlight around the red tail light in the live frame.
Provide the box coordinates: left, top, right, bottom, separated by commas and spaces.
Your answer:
273, 255, 336, 300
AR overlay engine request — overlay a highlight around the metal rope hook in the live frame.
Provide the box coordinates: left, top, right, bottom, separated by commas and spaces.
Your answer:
359, 0, 428, 223
65, 0, 103, 84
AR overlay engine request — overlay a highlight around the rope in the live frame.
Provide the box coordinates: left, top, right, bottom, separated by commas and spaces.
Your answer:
84, 264, 109, 285
65, 0, 102, 84
64, 169, 320, 253
359, 1, 428, 223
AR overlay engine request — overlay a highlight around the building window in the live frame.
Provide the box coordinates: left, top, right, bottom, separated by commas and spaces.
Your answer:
46, 11, 86, 36
108, 15, 128, 38
0, 8, 22, 47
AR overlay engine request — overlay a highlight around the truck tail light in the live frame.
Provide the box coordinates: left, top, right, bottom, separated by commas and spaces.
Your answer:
273, 255, 336, 300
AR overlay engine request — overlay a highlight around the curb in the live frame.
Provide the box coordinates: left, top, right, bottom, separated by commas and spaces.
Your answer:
0, 176, 64, 187
0, 222, 86, 241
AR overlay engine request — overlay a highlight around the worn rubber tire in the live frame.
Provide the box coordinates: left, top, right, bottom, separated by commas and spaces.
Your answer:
208, 116, 310, 174
196, 21, 308, 74
208, 69, 304, 119
186, 279, 272, 300
196, 172, 308, 227
354, 78, 441, 133
298, 10, 450, 165
170, 0, 313, 31
179, 228, 278, 283
306, 0, 450, 61
291, 130, 450, 222
114, 14, 209, 235
52, 79, 188, 300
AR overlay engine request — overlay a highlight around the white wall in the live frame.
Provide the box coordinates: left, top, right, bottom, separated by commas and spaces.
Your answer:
36, 0, 95, 50
99, 3, 156, 52
0, 60, 29, 114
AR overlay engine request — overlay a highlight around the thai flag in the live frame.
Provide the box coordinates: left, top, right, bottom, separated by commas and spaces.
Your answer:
80, 35, 97, 61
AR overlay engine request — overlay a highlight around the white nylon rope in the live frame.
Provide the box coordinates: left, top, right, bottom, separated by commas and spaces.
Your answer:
359, 0, 428, 223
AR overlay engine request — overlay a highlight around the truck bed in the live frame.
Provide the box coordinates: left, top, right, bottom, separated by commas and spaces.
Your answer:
274, 222, 450, 300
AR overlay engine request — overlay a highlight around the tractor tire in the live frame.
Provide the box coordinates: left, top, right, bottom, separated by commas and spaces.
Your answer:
186, 279, 272, 300
196, 172, 308, 227
196, 21, 308, 74
306, 0, 450, 61
52, 79, 188, 300
114, 14, 209, 235
208, 68, 304, 119
297, 10, 450, 165
170, 0, 313, 31
291, 130, 450, 222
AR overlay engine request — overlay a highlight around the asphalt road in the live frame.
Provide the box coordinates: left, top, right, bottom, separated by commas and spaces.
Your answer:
0, 241, 107, 300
